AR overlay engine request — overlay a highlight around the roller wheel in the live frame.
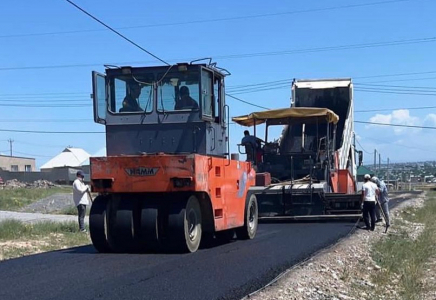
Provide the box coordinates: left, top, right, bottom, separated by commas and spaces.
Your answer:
139, 202, 160, 251
166, 195, 202, 253
236, 194, 258, 240
89, 196, 111, 253
108, 200, 138, 253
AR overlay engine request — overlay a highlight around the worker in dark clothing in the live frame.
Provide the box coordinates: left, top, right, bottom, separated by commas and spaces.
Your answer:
241, 130, 264, 163
119, 81, 143, 112
175, 86, 199, 110
372, 176, 390, 228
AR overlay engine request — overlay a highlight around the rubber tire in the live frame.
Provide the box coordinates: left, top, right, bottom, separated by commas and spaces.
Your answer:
108, 199, 138, 253
139, 202, 160, 252
89, 196, 111, 253
166, 195, 202, 253
236, 194, 259, 240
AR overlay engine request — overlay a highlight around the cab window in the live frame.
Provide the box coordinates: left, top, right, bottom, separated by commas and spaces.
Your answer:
157, 72, 200, 112
109, 75, 154, 114
201, 70, 213, 118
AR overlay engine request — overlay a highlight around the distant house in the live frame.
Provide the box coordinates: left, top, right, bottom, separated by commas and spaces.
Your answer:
40, 148, 90, 171
36, 148, 91, 184
0, 154, 35, 172
356, 165, 375, 191
356, 165, 374, 181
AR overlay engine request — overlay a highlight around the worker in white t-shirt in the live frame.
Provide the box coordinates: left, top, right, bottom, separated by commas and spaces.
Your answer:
72, 170, 90, 232
361, 174, 380, 231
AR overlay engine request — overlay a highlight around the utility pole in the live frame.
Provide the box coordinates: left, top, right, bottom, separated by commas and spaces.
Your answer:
387, 158, 390, 187
374, 149, 377, 174
7, 138, 14, 156
378, 153, 381, 175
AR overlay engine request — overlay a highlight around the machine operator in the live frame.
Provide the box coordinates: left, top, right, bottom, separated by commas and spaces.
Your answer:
119, 81, 143, 112
175, 86, 199, 110
241, 130, 264, 163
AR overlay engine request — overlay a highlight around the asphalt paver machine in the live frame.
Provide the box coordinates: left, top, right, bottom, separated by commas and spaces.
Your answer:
233, 79, 362, 220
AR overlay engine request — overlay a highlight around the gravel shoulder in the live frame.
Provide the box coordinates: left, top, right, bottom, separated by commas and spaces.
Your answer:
19, 193, 75, 213
245, 192, 431, 300
0, 210, 88, 224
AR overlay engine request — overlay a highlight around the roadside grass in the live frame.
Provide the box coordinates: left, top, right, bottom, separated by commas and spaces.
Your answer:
0, 187, 71, 211
0, 219, 90, 260
58, 205, 91, 215
371, 192, 436, 300
59, 206, 78, 215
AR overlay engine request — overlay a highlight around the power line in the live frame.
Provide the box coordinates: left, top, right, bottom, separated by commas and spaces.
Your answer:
2, 34, 436, 71
0, 104, 90, 108
225, 93, 270, 110
355, 83, 436, 91
7, 138, 14, 156
226, 73, 436, 96
354, 70, 436, 80
14, 140, 71, 148
230, 85, 291, 95
228, 80, 436, 97
227, 82, 291, 94
2, 0, 414, 39
361, 136, 436, 153
0, 92, 88, 96
355, 106, 436, 113
0, 100, 90, 103
66, 0, 170, 66
13, 151, 53, 158
214, 36, 436, 60
0, 129, 104, 134
354, 88, 436, 96
226, 72, 436, 93
359, 76, 436, 84
0, 119, 434, 135
0, 119, 92, 123
355, 121, 436, 130
227, 79, 292, 91
356, 139, 372, 154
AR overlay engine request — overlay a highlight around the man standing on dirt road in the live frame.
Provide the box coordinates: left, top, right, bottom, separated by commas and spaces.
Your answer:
72, 170, 90, 232
361, 174, 380, 231
371, 176, 390, 229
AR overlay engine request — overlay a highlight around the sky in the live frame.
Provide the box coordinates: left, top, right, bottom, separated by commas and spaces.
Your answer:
0, 0, 435, 168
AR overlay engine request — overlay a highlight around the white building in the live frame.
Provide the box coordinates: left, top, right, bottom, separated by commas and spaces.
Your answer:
40, 148, 91, 171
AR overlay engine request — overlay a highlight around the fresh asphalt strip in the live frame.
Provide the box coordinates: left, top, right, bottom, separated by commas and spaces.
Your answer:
0, 193, 414, 300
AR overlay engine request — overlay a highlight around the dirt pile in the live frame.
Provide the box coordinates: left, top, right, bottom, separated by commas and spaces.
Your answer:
2, 179, 59, 189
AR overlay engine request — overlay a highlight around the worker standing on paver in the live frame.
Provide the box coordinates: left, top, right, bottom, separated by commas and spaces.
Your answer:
361, 174, 380, 231
371, 176, 390, 229
72, 170, 90, 232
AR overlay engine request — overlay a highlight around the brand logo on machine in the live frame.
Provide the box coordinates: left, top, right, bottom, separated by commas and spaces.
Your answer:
125, 167, 159, 176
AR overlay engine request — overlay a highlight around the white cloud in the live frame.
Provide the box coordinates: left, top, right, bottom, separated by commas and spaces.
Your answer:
369, 113, 392, 125
358, 110, 436, 162
368, 109, 420, 135
424, 113, 436, 126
